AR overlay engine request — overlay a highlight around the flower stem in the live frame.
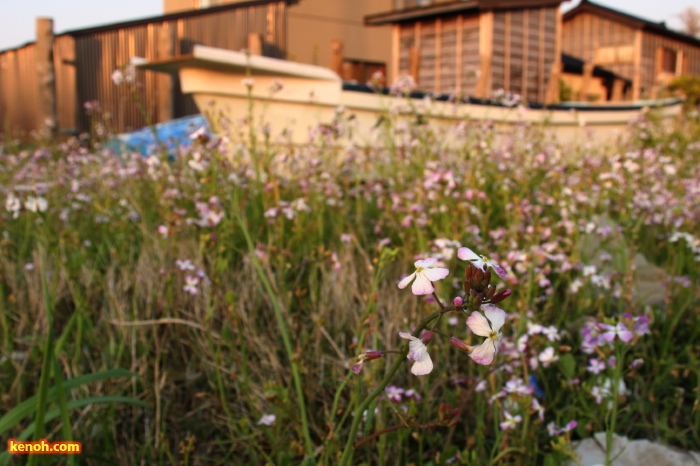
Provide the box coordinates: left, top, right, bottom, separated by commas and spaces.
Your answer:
338, 308, 447, 465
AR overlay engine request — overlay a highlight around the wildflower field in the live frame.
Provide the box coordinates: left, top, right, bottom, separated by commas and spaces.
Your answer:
0, 103, 699, 465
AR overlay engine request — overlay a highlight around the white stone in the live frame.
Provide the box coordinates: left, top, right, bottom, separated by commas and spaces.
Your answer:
571, 432, 700, 466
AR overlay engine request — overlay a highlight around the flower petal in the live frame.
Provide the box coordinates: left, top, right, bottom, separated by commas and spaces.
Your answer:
421, 266, 450, 282
490, 263, 507, 279
408, 340, 428, 362
415, 258, 437, 268
398, 272, 416, 289
466, 311, 492, 337
399, 332, 416, 341
411, 272, 435, 295
457, 247, 479, 262
410, 352, 433, 375
469, 340, 496, 365
483, 304, 506, 332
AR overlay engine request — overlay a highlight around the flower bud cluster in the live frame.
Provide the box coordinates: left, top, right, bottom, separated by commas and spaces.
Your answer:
462, 263, 511, 310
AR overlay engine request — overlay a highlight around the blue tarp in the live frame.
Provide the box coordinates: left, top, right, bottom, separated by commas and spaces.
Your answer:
105, 114, 209, 156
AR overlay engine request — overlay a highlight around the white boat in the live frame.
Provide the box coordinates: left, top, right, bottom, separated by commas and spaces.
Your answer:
140, 45, 683, 146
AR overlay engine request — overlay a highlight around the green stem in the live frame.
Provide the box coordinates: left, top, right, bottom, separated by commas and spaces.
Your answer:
28, 256, 55, 466
338, 309, 446, 466
234, 209, 314, 457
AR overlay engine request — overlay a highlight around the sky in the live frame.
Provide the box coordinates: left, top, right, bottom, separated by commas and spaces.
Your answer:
0, 0, 694, 52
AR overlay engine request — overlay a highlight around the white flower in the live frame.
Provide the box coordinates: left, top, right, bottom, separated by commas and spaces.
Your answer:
538, 347, 558, 367
5, 193, 21, 218
466, 304, 506, 365
398, 332, 433, 375
500, 411, 522, 430
457, 247, 507, 278
397, 258, 449, 296
183, 276, 199, 295
25, 196, 48, 213
111, 69, 124, 86
257, 414, 276, 426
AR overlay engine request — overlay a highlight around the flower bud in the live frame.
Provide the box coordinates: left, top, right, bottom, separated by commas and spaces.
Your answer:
486, 285, 497, 299
490, 288, 512, 304
463, 280, 471, 294
484, 269, 492, 284
453, 296, 463, 308
473, 267, 484, 283
449, 408, 461, 419
420, 330, 435, 344
465, 265, 473, 281
473, 294, 483, 309
449, 337, 473, 352
364, 351, 383, 361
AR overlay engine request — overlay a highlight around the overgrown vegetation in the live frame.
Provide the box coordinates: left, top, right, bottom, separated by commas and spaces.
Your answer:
0, 102, 698, 465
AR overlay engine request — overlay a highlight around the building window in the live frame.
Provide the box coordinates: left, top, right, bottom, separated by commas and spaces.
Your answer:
395, 0, 432, 10
341, 59, 386, 85
660, 47, 677, 74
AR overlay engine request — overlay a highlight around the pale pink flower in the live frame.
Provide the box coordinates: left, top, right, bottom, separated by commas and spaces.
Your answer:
398, 258, 449, 296
398, 332, 434, 375
257, 414, 276, 426
599, 322, 633, 343
538, 347, 559, 367
457, 247, 507, 278
183, 276, 199, 295
466, 304, 506, 365
385, 385, 404, 402
587, 358, 606, 374
499, 411, 522, 430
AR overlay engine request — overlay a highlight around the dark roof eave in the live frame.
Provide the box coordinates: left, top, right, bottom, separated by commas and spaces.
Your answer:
366, 0, 563, 26
64, 0, 296, 38
563, 0, 700, 48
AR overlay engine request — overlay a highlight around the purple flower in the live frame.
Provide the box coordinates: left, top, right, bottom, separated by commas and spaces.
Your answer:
587, 358, 606, 375
599, 322, 633, 343
385, 386, 404, 402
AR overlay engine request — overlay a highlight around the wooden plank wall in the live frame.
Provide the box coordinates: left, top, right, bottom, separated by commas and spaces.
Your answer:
0, 1, 287, 135
492, 7, 557, 103
563, 12, 700, 99
641, 32, 700, 96
0, 45, 40, 136
561, 13, 636, 84
398, 14, 480, 96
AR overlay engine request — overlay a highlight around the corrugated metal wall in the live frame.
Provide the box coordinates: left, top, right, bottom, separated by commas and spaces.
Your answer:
0, 1, 287, 136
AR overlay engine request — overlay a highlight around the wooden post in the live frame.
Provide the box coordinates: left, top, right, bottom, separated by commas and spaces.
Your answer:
392, 24, 400, 84
247, 33, 263, 56
435, 18, 441, 92
521, 10, 529, 100
158, 22, 175, 122
504, 11, 511, 92
409, 46, 420, 83
545, 6, 562, 104
611, 78, 625, 101
36, 17, 57, 137
456, 15, 463, 93
330, 39, 343, 76
581, 62, 594, 101
476, 11, 493, 98
632, 29, 642, 100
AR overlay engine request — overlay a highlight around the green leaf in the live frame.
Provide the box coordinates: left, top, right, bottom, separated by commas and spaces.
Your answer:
558, 353, 576, 380
0, 369, 138, 435
0, 396, 149, 466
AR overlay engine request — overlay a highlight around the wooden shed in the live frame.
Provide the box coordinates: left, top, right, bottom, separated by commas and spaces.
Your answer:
0, 0, 290, 136
562, 0, 700, 100
365, 0, 564, 104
